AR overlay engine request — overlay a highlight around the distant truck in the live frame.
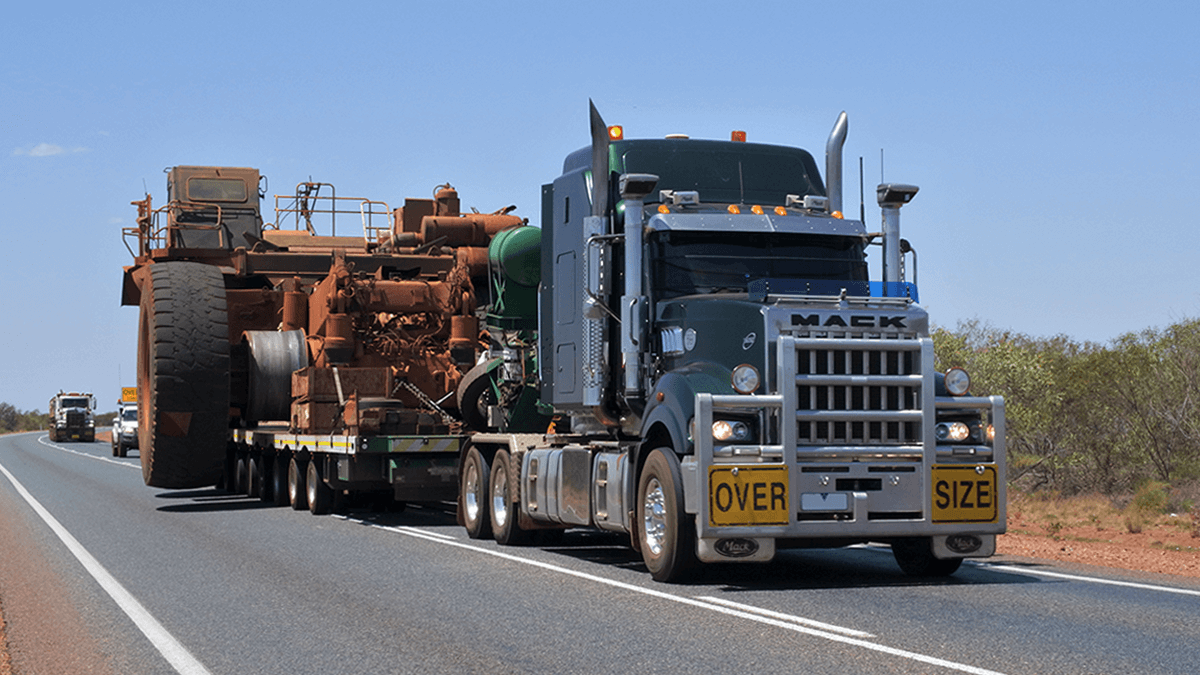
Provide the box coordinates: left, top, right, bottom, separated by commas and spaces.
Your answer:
112, 387, 138, 457
48, 391, 96, 442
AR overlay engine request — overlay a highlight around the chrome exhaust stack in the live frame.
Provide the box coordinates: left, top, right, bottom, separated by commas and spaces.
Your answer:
825, 111, 848, 215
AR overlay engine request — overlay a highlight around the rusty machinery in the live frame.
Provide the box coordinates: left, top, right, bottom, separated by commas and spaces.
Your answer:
121, 167, 523, 489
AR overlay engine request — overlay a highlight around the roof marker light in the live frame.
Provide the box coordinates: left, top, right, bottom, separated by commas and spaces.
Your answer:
608, 125, 624, 141
831, 210, 844, 219
751, 205, 764, 215
774, 206, 787, 216
727, 204, 741, 214
731, 130, 747, 142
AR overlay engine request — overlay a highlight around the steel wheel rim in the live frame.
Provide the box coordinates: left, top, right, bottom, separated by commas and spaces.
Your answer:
642, 477, 666, 556
464, 460, 482, 523
491, 463, 509, 528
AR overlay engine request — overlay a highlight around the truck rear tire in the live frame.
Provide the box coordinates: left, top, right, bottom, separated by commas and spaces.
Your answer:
490, 449, 531, 545
637, 448, 698, 583
271, 454, 290, 506
307, 457, 334, 515
891, 538, 963, 577
461, 446, 493, 539
288, 456, 308, 510
137, 261, 230, 488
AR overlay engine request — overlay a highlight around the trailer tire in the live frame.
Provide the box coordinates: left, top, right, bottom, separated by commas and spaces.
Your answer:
137, 261, 230, 489
271, 454, 290, 506
490, 449, 531, 545
637, 448, 698, 583
461, 446, 493, 539
234, 454, 250, 495
247, 453, 262, 498
288, 456, 308, 511
307, 457, 334, 515
892, 538, 962, 577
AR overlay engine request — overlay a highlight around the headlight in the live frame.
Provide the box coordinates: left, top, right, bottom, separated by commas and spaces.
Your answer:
944, 367, 971, 396
935, 421, 971, 442
732, 364, 760, 394
712, 420, 752, 442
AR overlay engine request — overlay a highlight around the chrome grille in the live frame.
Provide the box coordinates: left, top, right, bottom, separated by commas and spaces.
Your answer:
782, 333, 925, 447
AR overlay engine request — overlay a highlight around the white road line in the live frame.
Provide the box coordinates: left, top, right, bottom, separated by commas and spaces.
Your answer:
694, 595, 875, 638
982, 563, 1200, 597
0, 461, 212, 675
37, 435, 140, 469
359, 520, 1006, 675
861, 543, 1200, 598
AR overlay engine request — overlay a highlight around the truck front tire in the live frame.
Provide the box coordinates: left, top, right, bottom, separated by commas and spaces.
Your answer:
892, 538, 963, 577
637, 448, 698, 583
137, 261, 230, 488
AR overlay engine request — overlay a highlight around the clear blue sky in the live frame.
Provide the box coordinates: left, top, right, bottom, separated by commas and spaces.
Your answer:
3, 1, 1197, 413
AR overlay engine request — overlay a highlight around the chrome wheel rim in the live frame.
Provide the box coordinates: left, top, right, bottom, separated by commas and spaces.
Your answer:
464, 460, 482, 523
491, 463, 509, 528
642, 477, 666, 556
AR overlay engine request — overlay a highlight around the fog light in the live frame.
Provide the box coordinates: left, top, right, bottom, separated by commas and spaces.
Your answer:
945, 367, 971, 396
731, 364, 760, 394
936, 422, 970, 442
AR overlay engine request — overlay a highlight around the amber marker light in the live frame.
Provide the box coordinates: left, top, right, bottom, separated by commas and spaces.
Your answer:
751, 205, 764, 215
774, 206, 787, 216
731, 130, 747, 142
608, 125, 624, 141
727, 204, 741, 214
831, 211, 844, 219
657, 204, 670, 214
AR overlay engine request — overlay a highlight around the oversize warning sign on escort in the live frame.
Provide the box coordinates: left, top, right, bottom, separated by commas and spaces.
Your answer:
708, 465, 790, 527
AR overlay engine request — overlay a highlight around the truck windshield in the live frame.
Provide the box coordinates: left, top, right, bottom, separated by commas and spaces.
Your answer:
122, 408, 138, 421
617, 141, 823, 206
61, 398, 90, 408
648, 230, 867, 299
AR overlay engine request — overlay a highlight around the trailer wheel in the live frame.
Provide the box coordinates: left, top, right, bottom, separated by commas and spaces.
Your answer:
892, 538, 963, 577
490, 449, 531, 545
288, 456, 308, 511
637, 448, 698, 583
137, 261, 230, 488
461, 446, 493, 539
307, 457, 334, 515
234, 454, 250, 495
247, 453, 263, 498
271, 454, 290, 506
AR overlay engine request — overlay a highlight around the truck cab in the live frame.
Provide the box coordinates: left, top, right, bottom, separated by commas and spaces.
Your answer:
48, 391, 96, 442
459, 105, 1005, 583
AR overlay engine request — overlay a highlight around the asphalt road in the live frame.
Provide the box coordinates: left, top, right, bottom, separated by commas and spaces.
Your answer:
2, 430, 1199, 675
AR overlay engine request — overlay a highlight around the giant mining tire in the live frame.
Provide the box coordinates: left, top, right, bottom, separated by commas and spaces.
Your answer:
137, 261, 230, 488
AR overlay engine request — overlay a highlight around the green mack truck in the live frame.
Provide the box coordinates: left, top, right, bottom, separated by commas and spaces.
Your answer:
457, 103, 1006, 582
